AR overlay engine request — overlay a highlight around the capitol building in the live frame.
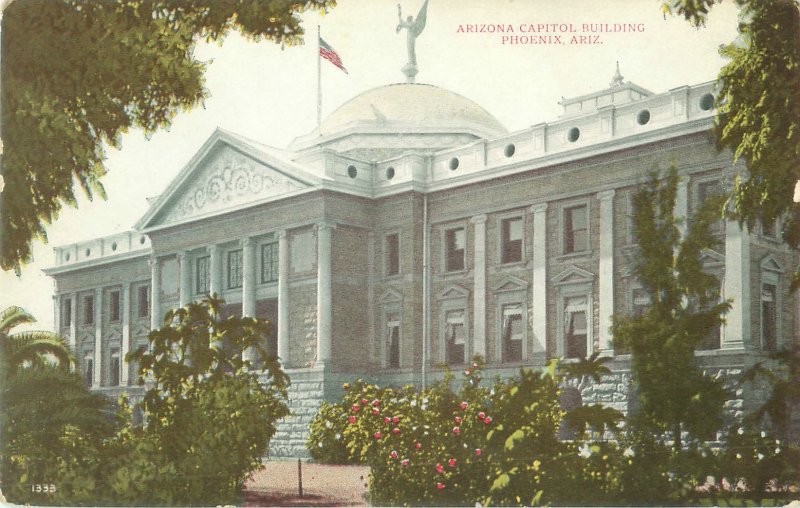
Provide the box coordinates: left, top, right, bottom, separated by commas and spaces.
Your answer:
44, 61, 798, 456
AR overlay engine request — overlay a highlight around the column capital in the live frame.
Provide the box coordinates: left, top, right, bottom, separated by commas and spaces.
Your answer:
207, 244, 218, 254
315, 221, 336, 232
275, 229, 288, 240
470, 214, 487, 225
530, 202, 548, 214
241, 237, 254, 248
597, 189, 616, 202
148, 255, 159, 267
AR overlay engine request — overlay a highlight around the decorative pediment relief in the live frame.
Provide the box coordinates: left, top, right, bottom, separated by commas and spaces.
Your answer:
158, 146, 309, 224
379, 288, 403, 304
493, 275, 528, 293
552, 265, 595, 286
760, 255, 784, 273
439, 284, 469, 300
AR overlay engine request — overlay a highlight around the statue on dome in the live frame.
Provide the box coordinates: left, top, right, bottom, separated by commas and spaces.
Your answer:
396, 0, 429, 83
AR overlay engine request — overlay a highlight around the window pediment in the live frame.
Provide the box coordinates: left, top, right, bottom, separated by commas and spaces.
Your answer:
379, 288, 404, 304
699, 248, 724, 268
439, 284, 469, 300
760, 255, 784, 274
493, 275, 528, 293
552, 265, 595, 286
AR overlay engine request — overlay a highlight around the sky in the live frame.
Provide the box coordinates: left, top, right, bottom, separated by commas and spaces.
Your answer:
0, 0, 741, 331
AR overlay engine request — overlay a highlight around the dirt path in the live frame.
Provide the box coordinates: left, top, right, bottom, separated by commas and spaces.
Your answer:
243, 460, 370, 507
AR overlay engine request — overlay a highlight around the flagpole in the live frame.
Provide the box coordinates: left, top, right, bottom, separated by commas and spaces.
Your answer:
317, 25, 322, 133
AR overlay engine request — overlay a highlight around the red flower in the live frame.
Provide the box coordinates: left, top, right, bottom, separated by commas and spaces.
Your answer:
415, 442, 422, 449
351, 404, 360, 413
483, 416, 493, 425
392, 416, 400, 424
436, 482, 445, 490
360, 398, 368, 405
392, 427, 401, 435
453, 426, 461, 435
372, 408, 380, 416
383, 416, 391, 424
448, 458, 457, 468
372, 399, 380, 407
435, 463, 444, 474
373, 431, 382, 439
474, 448, 482, 456
401, 459, 409, 467
459, 401, 468, 410
348, 415, 357, 424
389, 450, 398, 459
454, 416, 462, 424
478, 411, 486, 419
343, 383, 350, 390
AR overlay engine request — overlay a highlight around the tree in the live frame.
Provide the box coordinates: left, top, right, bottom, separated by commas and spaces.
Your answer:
117, 296, 290, 505
1, 0, 336, 273
0, 305, 72, 379
662, 0, 800, 284
611, 168, 730, 451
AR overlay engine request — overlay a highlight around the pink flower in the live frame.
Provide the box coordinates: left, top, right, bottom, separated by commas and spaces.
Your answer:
348, 415, 357, 424
448, 458, 457, 468
472, 362, 479, 369
372, 399, 380, 407
435, 463, 444, 474
453, 426, 461, 435
360, 398, 368, 405
483, 416, 493, 425
454, 416, 462, 424
351, 404, 360, 413
389, 450, 398, 459
392, 427, 401, 435
478, 411, 486, 420
392, 416, 400, 424
401, 459, 409, 467
459, 401, 468, 410
474, 448, 482, 456
373, 431, 382, 439
436, 482, 445, 490
383, 416, 391, 424
372, 408, 380, 416
464, 369, 471, 376
415, 442, 422, 449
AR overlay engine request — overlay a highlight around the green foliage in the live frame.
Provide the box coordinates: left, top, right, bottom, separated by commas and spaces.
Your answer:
0, 305, 73, 379
740, 347, 800, 437
307, 401, 359, 464
612, 168, 729, 450
1, 0, 337, 273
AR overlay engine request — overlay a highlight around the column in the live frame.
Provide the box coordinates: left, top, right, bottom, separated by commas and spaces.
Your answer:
277, 231, 290, 367
120, 282, 131, 386
53, 294, 61, 337
316, 222, 333, 368
598, 190, 615, 354
69, 292, 77, 352
471, 214, 487, 358
178, 251, 192, 307
93, 288, 103, 388
531, 203, 548, 354
242, 237, 258, 363
675, 178, 688, 241
209, 244, 222, 297
150, 257, 161, 330
723, 220, 750, 349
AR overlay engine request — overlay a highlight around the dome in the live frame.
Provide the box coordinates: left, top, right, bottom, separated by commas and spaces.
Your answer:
289, 83, 507, 155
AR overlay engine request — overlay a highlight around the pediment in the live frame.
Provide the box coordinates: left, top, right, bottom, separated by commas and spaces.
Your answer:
106, 328, 122, 342
379, 288, 403, 304
493, 275, 528, 293
439, 284, 469, 300
699, 248, 724, 267
552, 265, 595, 285
138, 129, 319, 229
760, 255, 784, 273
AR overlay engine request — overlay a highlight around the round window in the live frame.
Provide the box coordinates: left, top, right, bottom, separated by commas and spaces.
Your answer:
139, 236, 146, 245
504, 143, 516, 158
347, 165, 358, 179
567, 127, 580, 143
449, 157, 460, 171
65, 252, 71, 261
386, 166, 395, 180
636, 109, 651, 125
699, 93, 715, 111
85, 248, 91, 257
111, 241, 118, 251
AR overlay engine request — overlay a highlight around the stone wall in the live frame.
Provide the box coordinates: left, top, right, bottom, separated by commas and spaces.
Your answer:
269, 368, 326, 458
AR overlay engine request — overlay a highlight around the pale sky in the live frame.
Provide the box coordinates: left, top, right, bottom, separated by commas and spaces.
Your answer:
0, 0, 741, 331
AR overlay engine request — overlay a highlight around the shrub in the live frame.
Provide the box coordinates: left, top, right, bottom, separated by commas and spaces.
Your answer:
307, 401, 358, 464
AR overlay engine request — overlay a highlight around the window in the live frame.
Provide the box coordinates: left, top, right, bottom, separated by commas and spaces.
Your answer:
109, 290, 120, 322
227, 249, 244, 289
761, 219, 777, 239
632, 288, 650, 317
501, 304, 523, 362
564, 205, 588, 254
445, 227, 466, 272
762, 284, 777, 351
83, 295, 94, 325
196, 256, 210, 294
62, 298, 72, 327
385, 233, 400, 276
501, 217, 523, 264
695, 179, 722, 231
110, 349, 120, 386
137, 286, 149, 318
698, 287, 722, 350
444, 309, 466, 365
564, 296, 588, 359
261, 243, 279, 283
386, 312, 400, 368
84, 354, 93, 387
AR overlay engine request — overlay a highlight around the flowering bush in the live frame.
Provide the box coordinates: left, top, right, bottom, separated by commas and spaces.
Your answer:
306, 401, 358, 464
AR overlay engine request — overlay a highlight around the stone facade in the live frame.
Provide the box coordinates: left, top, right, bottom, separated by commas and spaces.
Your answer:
45, 77, 799, 456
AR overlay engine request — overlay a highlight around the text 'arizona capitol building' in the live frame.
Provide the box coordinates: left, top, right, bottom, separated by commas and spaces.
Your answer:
45, 36, 799, 457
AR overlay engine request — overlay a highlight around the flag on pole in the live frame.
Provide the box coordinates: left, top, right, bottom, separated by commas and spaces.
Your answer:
319, 37, 348, 74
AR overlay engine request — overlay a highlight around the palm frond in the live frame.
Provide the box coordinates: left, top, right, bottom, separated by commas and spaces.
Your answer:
0, 305, 36, 334
6, 331, 73, 368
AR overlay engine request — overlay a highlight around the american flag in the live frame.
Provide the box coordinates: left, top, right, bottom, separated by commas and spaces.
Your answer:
319, 37, 348, 74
